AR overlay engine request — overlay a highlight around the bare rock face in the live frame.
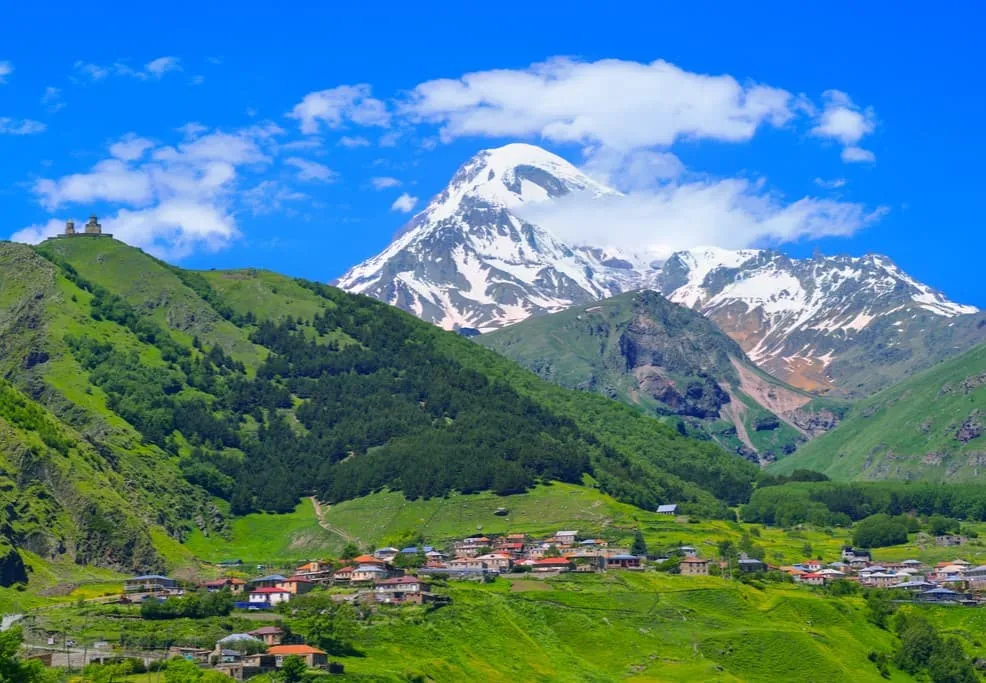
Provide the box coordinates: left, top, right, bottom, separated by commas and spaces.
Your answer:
789, 408, 841, 437
957, 410, 984, 444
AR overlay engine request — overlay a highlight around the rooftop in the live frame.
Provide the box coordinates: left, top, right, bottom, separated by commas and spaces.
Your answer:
268, 645, 327, 656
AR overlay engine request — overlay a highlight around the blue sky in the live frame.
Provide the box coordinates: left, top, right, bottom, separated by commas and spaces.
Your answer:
1, 1, 983, 305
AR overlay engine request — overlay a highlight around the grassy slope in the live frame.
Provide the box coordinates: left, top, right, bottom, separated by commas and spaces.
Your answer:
770, 343, 986, 481
311, 574, 910, 682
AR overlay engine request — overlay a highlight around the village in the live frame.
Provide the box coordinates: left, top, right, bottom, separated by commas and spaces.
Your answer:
46, 526, 978, 680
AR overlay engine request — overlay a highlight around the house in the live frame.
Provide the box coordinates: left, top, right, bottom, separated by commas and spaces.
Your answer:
678, 545, 697, 555
268, 644, 328, 668
656, 504, 678, 516
861, 572, 904, 588
935, 564, 967, 583
533, 557, 574, 573
278, 576, 314, 595
218, 649, 242, 664
425, 550, 448, 562
679, 556, 710, 576
352, 564, 390, 582
333, 566, 355, 582
374, 547, 400, 562
247, 626, 284, 646
248, 586, 292, 607
917, 587, 965, 603
352, 554, 385, 566
891, 580, 937, 592
738, 554, 765, 573
841, 547, 871, 563
935, 535, 969, 547
375, 577, 426, 604
448, 558, 486, 571
124, 575, 177, 594
554, 531, 579, 545
799, 572, 825, 586
250, 574, 288, 589
203, 578, 246, 594
604, 554, 642, 570
219, 654, 276, 681
474, 552, 513, 573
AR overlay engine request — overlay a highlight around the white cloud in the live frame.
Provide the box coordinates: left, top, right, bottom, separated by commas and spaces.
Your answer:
378, 131, 401, 147
285, 157, 336, 182
391, 192, 418, 213
20, 123, 286, 257
0, 118, 46, 135
371, 176, 401, 190
190, 75, 205, 86
41, 86, 65, 112
74, 57, 183, 82
338, 135, 370, 148
811, 90, 877, 162
518, 178, 887, 259
11, 218, 66, 244
582, 148, 684, 191
145, 56, 182, 78
841, 146, 876, 164
176, 122, 208, 138
242, 180, 308, 215
814, 177, 847, 189
74, 61, 110, 81
109, 133, 155, 162
0, 61, 13, 84
288, 84, 390, 134
404, 57, 794, 150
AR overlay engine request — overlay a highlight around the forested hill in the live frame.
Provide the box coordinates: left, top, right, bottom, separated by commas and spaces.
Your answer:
0, 237, 757, 574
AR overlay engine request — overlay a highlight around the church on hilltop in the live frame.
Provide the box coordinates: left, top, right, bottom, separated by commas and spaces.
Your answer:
59, 215, 112, 238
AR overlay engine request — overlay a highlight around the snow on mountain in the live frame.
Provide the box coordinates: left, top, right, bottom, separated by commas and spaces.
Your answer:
338, 142, 982, 395
337, 143, 640, 331
653, 248, 981, 392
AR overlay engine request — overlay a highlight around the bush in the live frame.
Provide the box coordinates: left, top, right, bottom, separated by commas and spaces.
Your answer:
853, 514, 909, 549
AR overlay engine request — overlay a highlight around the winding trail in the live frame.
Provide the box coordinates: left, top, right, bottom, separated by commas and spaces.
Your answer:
309, 496, 358, 544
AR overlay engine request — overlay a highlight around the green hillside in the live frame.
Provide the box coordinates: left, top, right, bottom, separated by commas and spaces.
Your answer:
770, 342, 986, 481
479, 291, 841, 462
0, 237, 758, 584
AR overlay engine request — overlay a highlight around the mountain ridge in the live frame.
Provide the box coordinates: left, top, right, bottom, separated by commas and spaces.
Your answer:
339, 142, 984, 397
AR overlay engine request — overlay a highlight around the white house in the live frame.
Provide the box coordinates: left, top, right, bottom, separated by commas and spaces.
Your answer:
248, 586, 292, 606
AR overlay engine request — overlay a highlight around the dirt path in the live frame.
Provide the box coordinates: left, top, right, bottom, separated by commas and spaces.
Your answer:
309, 497, 358, 544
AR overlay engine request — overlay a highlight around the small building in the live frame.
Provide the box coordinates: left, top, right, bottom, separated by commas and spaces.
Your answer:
656, 504, 678, 516
799, 572, 825, 586
203, 577, 246, 594
679, 556, 710, 576
449, 558, 486, 571
374, 547, 401, 562
917, 587, 965, 603
841, 546, 871, 563
935, 535, 969, 547
738, 554, 765, 573
218, 649, 242, 664
475, 552, 513, 573
605, 554, 642, 570
333, 566, 354, 582
352, 554, 385, 566
250, 574, 288, 589
248, 626, 284, 646
352, 564, 390, 582
268, 644, 328, 668
248, 586, 292, 607
554, 531, 579, 545
375, 577, 426, 604
124, 575, 177, 594
167, 646, 212, 663
533, 557, 574, 573
278, 576, 314, 595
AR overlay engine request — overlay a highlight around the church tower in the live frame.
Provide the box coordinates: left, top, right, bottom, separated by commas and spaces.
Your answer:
64, 219, 76, 236
84, 215, 102, 235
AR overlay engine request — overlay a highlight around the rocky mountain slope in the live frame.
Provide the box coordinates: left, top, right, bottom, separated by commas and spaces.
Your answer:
479, 290, 844, 463
339, 143, 983, 397
769, 342, 986, 482
653, 247, 985, 397
0, 236, 758, 581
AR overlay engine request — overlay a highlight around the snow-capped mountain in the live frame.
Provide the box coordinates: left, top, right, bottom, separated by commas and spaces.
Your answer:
337, 143, 643, 330
653, 247, 982, 394
339, 143, 983, 396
